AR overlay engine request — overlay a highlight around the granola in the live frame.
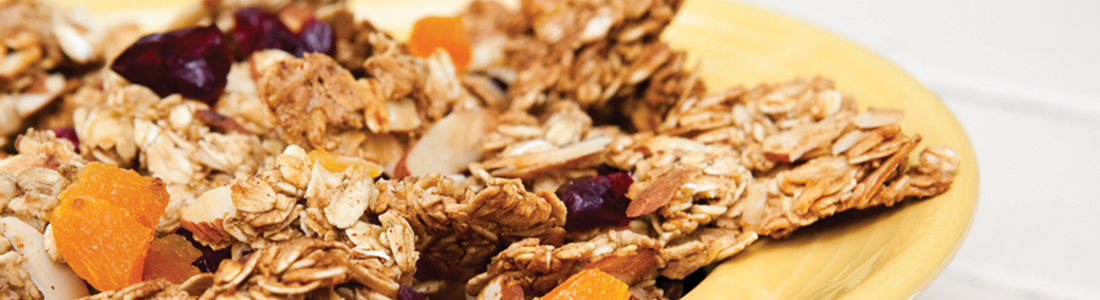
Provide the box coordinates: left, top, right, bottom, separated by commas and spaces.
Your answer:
0, 0, 963, 299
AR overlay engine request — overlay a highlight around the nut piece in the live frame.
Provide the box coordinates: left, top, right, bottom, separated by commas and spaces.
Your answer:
403, 108, 498, 176
852, 108, 903, 129
180, 186, 236, 248
762, 116, 849, 162
0, 217, 90, 300
626, 168, 699, 217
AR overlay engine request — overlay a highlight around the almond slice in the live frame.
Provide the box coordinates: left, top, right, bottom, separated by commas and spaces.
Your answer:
15, 74, 65, 117
483, 136, 612, 178
852, 108, 903, 129
404, 108, 497, 176
584, 248, 658, 285
180, 186, 236, 249
0, 217, 90, 299
762, 116, 849, 163
626, 168, 699, 217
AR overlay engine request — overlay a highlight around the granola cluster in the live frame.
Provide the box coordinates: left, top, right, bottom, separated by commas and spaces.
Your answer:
0, 0, 962, 299
0, 0, 109, 149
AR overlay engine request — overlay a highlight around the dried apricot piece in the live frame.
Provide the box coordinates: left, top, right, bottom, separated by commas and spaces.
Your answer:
142, 234, 202, 284
58, 162, 170, 229
408, 16, 471, 72
52, 162, 172, 291
541, 269, 631, 300
308, 149, 383, 177
51, 196, 153, 292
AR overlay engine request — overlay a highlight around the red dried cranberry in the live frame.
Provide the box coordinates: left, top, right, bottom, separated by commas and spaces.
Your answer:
396, 286, 426, 300
232, 8, 299, 57
231, 8, 334, 58
296, 18, 334, 56
555, 172, 634, 233
52, 127, 79, 150
110, 25, 232, 105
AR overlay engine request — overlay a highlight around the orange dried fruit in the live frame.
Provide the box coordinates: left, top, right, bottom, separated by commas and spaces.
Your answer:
51, 196, 153, 292
51, 162, 172, 292
142, 234, 202, 284
541, 269, 631, 300
408, 16, 471, 72
308, 149, 383, 177
58, 162, 170, 229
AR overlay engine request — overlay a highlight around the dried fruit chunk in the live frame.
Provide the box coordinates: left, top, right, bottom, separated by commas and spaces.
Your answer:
110, 25, 233, 105
408, 16, 472, 71
232, 8, 299, 56
232, 8, 335, 58
555, 172, 633, 233
541, 269, 631, 300
297, 19, 334, 56
397, 286, 427, 300
51, 196, 154, 292
58, 162, 170, 229
142, 234, 202, 284
51, 162, 172, 291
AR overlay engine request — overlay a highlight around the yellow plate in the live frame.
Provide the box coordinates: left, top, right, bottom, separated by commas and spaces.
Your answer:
59, 0, 979, 299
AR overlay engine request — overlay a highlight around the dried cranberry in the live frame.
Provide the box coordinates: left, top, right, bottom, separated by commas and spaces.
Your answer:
555, 172, 634, 233
296, 18, 334, 57
174, 227, 232, 273
231, 8, 334, 58
232, 8, 299, 57
110, 25, 232, 105
396, 286, 426, 300
52, 127, 79, 150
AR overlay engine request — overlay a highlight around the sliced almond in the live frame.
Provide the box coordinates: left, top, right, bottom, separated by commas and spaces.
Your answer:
384, 98, 421, 132
0, 47, 42, 78
0, 217, 90, 299
483, 136, 612, 178
831, 129, 869, 155
626, 168, 699, 217
762, 116, 849, 163
852, 108, 903, 129
585, 248, 658, 285
53, 18, 96, 64
180, 186, 236, 249
404, 109, 498, 176
15, 74, 66, 118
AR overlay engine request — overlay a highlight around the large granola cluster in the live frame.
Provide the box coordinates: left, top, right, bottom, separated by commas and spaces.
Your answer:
0, 0, 961, 299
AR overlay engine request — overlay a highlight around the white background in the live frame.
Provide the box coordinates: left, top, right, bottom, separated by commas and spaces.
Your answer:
734, 1, 1100, 299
